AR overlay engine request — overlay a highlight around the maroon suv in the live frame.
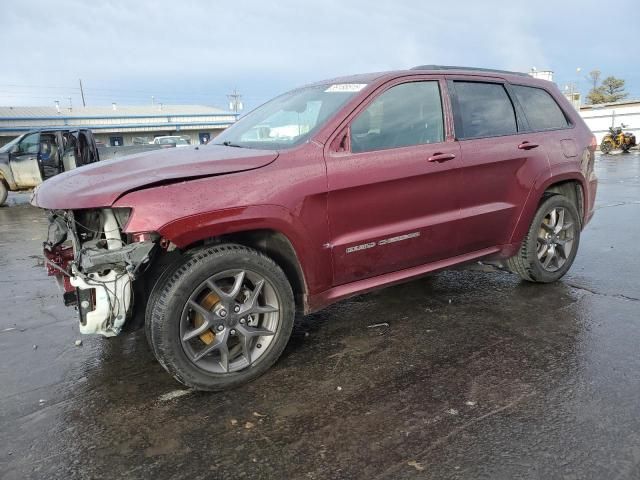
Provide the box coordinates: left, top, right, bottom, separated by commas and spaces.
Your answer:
33, 66, 597, 390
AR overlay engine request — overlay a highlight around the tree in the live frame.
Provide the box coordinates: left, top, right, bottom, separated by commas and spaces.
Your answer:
586, 70, 628, 104
586, 70, 604, 104
601, 76, 628, 103
586, 87, 606, 105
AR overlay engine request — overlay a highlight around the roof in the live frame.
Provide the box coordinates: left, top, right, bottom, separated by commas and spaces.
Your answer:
410, 65, 529, 76
0, 104, 234, 119
307, 65, 538, 89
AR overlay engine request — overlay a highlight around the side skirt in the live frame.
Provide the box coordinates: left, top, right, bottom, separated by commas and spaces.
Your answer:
306, 245, 502, 314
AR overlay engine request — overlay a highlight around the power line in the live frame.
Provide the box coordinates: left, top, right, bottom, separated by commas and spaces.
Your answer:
0, 83, 269, 100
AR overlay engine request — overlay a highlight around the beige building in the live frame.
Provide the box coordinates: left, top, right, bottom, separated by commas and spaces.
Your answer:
0, 104, 238, 147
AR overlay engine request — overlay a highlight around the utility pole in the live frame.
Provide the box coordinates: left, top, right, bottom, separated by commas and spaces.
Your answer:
227, 89, 243, 114
79, 79, 86, 107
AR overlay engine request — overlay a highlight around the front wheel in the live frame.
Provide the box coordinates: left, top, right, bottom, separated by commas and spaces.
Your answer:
600, 140, 613, 154
0, 181, 7, 206
146, 244, 295, 391
506, 195, 581, 283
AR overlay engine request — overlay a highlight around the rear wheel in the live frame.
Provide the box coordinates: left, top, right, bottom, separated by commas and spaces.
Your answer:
147, 244, 295, 391
506, 195, 580, 283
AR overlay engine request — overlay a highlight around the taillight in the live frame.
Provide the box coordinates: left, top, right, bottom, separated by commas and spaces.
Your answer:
589, 134, 597, 151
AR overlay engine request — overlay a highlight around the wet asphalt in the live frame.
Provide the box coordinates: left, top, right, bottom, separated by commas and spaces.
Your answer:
1, 153, 639, 480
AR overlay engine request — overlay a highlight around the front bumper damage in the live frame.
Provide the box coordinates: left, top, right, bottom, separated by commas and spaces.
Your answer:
43, 208, 156, 337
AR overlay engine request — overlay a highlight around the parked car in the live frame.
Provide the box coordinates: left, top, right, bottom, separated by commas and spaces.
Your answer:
33, 66, 598, 391
151, 135, 191, 148
0, 128, 100, 205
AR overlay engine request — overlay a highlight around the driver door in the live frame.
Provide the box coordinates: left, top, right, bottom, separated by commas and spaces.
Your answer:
9, 132, 42, 187
325, 78, 462, 286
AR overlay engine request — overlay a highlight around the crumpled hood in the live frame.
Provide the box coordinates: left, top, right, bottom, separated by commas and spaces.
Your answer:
31, 145, 278, 209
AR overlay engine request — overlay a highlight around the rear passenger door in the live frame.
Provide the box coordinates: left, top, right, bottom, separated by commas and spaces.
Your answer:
447, 78, 551, 254
509, 84, 575, 169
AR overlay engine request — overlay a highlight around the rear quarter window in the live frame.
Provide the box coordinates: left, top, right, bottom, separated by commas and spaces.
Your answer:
511, 85, 569, 131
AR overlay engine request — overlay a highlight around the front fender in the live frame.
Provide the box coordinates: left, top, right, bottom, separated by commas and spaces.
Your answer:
120, 202, 330, 296
156, 204, 305, 250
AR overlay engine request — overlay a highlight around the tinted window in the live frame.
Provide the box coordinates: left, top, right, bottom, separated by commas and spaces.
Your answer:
351, 81, 444, 153
512, 85, 569, 131
453, 82, 517, 139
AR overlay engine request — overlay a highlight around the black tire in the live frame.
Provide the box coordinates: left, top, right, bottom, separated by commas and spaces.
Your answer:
506, 195, 581, 283
0, 181, 7, 206
600, 141, 613, 154
146, 243, 295, 391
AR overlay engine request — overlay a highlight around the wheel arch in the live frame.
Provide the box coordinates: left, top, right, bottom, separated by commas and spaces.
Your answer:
0, 163, 17, 190
179, 228, 308, 313
542, 179, 585, 225
151, 204, 331, 313
510, 173, 587, 245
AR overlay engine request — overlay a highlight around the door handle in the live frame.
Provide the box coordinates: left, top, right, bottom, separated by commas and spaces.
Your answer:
518, 141, 539, 150
427, 152, 456, 163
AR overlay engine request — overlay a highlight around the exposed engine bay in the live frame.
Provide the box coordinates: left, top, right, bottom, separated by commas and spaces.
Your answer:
43, 208, 157, 337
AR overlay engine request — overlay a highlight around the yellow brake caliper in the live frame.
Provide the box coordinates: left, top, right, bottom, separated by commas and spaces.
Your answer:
192, 292, 220, 345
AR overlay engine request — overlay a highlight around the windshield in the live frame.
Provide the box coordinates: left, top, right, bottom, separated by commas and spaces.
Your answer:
211, 84, 366, 150
0, 134, 23, 154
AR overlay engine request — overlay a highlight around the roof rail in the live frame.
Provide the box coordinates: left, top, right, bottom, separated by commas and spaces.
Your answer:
410, 65, 529, 77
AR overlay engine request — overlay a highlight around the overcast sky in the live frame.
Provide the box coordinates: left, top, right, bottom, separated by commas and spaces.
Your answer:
1, 0, 638, 111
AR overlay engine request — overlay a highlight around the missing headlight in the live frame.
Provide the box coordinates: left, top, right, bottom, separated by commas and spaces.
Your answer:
112, 208, 132, 229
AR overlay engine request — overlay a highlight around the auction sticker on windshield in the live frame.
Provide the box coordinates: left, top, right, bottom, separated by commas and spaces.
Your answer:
325, 84, 367, 93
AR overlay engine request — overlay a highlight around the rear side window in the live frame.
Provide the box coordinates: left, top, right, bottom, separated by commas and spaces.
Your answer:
453, 82, 517, 139
512, 85, 569, 131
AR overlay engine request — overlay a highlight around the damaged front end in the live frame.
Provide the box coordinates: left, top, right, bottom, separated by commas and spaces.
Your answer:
43, 208, 157, 337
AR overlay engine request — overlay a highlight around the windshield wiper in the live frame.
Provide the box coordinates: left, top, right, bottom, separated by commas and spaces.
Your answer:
220, 141, 245, 148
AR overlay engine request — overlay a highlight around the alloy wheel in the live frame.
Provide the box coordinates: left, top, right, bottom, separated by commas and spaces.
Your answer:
179, 269, 280, 374
536, 206, 576, 272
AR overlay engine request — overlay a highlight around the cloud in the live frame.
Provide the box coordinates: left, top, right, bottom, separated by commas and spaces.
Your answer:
0, 0, 637, 108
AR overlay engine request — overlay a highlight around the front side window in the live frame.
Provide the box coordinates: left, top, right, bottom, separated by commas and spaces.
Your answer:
512, 85, 569, 131
453, 82, 517, 139
16, 132, 40, 155
212, 84, 365, 150
350, 81, 444, 153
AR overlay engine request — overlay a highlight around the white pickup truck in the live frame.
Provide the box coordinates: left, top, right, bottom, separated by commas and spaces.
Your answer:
0, 128, 100, 205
